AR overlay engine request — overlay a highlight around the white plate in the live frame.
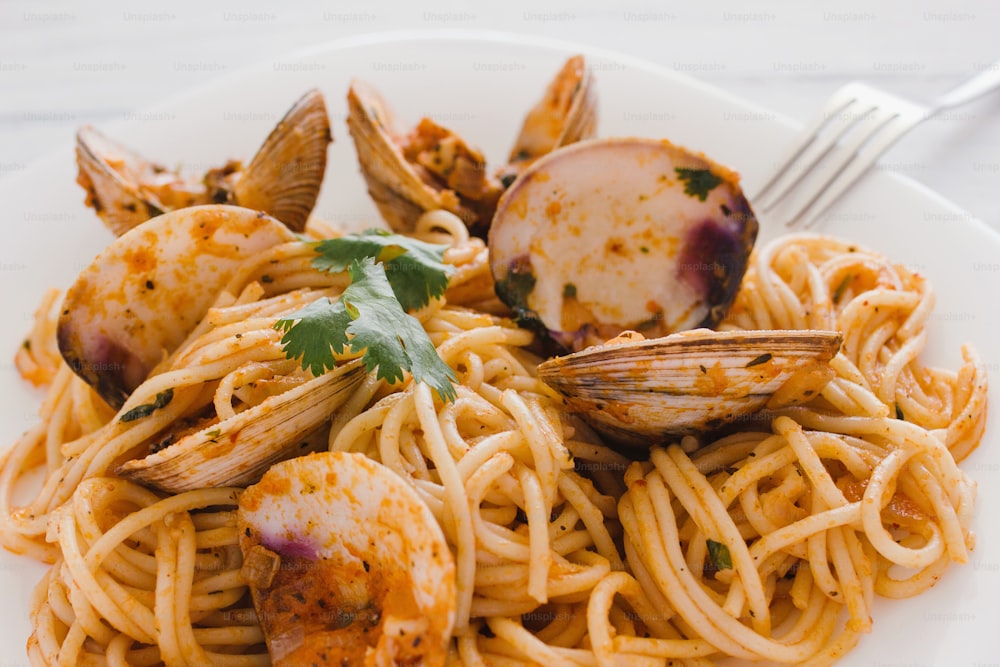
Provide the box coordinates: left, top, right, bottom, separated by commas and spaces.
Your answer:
1, 30, 998, 664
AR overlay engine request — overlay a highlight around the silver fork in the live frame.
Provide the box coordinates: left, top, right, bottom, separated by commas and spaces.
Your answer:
753, 61, 1000, 228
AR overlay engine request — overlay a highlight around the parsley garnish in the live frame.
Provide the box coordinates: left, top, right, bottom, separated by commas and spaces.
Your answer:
706, 539, 733, 572
120, 388, 174, 423
675, 167, 723, 201
311, 229, 453, 312
275, 257, 457, 402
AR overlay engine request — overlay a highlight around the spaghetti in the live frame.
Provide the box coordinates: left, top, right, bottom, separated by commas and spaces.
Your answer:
1, 215, 987, 666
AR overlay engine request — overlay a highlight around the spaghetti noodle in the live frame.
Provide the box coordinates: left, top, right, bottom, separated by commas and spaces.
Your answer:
1, 214, 987, 666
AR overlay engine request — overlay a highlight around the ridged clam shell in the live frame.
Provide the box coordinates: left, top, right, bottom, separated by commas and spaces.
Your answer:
75, 90, 330, 235
347, 55, 593, 238
233, 88, 332, 232
117, 359, 366, 493
538, 329, 842, 445
346, 80, 479, 234
500, 54, 597, 182
75, 125, 171, 236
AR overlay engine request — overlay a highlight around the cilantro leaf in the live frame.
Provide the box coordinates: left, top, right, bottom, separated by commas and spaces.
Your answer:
706, 539, 733, 572
675, 167, 723, 202
273, 298, 350, 376
275, 257, 457, 402
311, 229, 453, 311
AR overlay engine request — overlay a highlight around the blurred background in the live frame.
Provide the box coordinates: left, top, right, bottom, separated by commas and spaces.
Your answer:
1, 0, 998, 230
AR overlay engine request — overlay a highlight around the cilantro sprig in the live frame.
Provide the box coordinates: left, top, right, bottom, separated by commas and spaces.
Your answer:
274, 231, 457, 402
312, 229, 453, 311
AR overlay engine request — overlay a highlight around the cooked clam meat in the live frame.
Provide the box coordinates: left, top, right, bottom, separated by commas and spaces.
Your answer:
490, 137, 758, 352
238, 452, 456, 667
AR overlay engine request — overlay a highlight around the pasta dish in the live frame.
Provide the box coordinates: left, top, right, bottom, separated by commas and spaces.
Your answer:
0, 58, 988, 667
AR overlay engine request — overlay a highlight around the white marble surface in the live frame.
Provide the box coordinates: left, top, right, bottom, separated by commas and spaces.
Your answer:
1, 0, 999, 231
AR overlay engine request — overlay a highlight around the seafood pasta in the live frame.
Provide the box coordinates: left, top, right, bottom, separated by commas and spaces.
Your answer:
1, 206, 985, 665
0, 55, 987, 667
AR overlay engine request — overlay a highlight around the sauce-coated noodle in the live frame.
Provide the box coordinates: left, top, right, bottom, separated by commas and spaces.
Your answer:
2, 220, 986, 666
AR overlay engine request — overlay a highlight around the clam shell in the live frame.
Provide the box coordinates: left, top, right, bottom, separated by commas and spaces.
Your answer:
346, 80, 484, 234
346, 56, 598, 237
57, 205, 296, 408
500, 54, 597, 183
117, 359, 366, 493
537, 329, 842, 445
75, 125, 173, 236
75, 90, 330, 235
238, 451, 456, 666
233, 88, 332, 232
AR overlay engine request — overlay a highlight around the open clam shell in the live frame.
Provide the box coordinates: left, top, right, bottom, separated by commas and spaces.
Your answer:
230, 88, 332, 231
57, 205, 296, 409
238, 451, 456, 666
75, 125, 178, 235
538, 329, 842, 446
346, 80, 501, 236
498, 53, 597, 184
346, 55, 596, 238
117, 359, 366, 493
490, 137, 758, 353
75, 89, 330, 234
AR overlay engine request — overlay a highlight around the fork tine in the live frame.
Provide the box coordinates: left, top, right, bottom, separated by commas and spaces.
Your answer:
794, 111, 925, 227
753, 85, 862, 204
756, 101, 877, 212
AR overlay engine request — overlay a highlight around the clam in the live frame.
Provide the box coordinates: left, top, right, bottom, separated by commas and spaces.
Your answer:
538, 329, 842, 446
76, 89, 331, 234
346, 80, 503, 237
489, 136, 835, 444
489, 137, 759, 352
497, 53, 597, 185
57, 205, 297, 409
117, 360, 365, 493
238, 451, 456, 667
346, 55, 596, 238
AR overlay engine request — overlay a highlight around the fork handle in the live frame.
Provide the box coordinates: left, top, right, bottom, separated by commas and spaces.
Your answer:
933, 60, 1000, 110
